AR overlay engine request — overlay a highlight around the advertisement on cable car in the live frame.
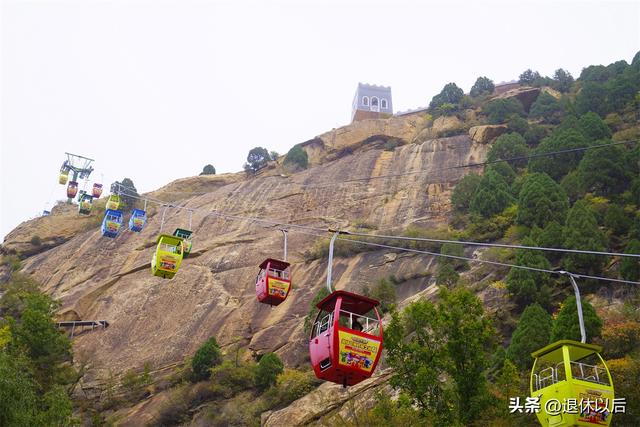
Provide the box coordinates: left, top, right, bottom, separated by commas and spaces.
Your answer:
159, 255, 178, 271
576, 387, 613, 425
267, 278, 290, 298
337, 330, 380, 372
106, 221, 121, 233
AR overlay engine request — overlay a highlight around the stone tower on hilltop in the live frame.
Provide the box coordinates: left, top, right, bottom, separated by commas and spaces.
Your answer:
351, 83, 393, 122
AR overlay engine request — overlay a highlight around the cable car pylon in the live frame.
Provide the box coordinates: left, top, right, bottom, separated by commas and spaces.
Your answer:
309, 230, 384, 388
529, 272, 615, 426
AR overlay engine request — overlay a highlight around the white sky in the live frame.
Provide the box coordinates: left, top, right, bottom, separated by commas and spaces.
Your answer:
1, 0, 639, 241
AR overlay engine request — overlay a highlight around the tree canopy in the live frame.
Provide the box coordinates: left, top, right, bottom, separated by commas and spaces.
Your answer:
200, 164, 216, 175
529, 92, 564, 124
516, 172, 569, 228
470, 76, 495, 97
469, 170, 514, 218
486, 133, 529, 169
562, 200, 607, 276
528, 129, 589, 181
451, 173, 481, 212
429, 83, 464, 110
244, 147, 271, 173
191, 336, 222, 381
550, 295, 603, 343
506, 237, 552, 308
283, 145, 309, 170
506, 303, 552, 369
483, 98, 526, 124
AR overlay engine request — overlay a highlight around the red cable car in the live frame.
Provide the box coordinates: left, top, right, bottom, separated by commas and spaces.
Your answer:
92, 183, 103, 198
255, 258, 292, 306
309, 290, 384, 387
67, 181, 78, 198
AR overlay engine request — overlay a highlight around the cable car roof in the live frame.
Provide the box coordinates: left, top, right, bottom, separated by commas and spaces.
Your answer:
105, 209, 123, 218
259, 258, 290, 270
156, 234, 184, 244
316, 290, 379, 315
531, 339, 603, 361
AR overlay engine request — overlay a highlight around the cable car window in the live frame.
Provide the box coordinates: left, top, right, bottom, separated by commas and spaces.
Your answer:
312, 310, 333, 338
570, 353, 610, 386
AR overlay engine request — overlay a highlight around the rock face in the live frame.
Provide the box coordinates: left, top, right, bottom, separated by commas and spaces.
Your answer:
2, 125, 489, 424
469, 124, 509, 144
493, 86, 541, 111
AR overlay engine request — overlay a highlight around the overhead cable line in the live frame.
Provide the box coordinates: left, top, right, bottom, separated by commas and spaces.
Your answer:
114, 188, 640, 285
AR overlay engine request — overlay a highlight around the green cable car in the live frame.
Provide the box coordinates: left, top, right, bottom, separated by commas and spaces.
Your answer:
173, 228, 193, 257
151, 234, 184, 279
106, 194, 120, 211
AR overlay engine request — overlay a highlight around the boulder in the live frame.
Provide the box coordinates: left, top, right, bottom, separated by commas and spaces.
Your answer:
468, 124, 509, 144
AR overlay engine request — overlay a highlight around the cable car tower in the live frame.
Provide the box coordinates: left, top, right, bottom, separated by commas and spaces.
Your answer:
60, 153, 95, 203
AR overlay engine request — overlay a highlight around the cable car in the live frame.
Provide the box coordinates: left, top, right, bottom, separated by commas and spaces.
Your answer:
67, 181, 78, 198
255, 258, 291, 306
309, 290, 384, 387
129, 209, 147, 232
101, 209, 123, 238
173, 228, 193, 256
92, 183, 103, 198
59, 170, 69, 185
530, 340, 614, 426
105, 194, 120, 210
78, 194, 93, 215
151, 234, 184, 279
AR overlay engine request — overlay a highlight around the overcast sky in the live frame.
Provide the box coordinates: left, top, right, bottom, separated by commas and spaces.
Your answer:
1, 0, 639, 241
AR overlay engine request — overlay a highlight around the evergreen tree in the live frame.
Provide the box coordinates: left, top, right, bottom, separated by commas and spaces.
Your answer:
244, 147, 271, 173
536, 221, 565, 261
191, 336, 222, 381
516, 172, 569, 228
200, 164, 216, 175
575, 82, 608, 116
528, 129, 589, 181
451, 173, 482, 212
620, 240, 640, 282
470, 76, 495, 97
551, 295, 603, 343
529, 92, 564, 124
255, 353, 284, 391
469, 170, 515, 218
507, 115, 529, 136
506, 303, 552, 369
560, 171, 585, 203
576, 143, 629, 196
577, 112, 612, 141
483, 98, 526, 124
283, 145, 309, 170
436, 263, 459, 288
486, 162, 516, 186
486, 133, 529, 169
604, 204, 631, 235
563, 200, 607, 276
429, 83, 464, 110
552, 68, 574, 93
524, 123, 547, 146
506, 237, 552, 308
519, 69, 541, 85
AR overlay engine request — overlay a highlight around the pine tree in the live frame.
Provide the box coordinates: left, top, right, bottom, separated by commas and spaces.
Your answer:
451, 173, 482, 212
620, 240, 640, 282
469, 170, 515, 218
577, 112, 612, 141
551, 295, 603, 343
506, 237, 552, 308
529, 92, 564, 124
576, 143, 629, 196
506, 303, 552, 369
563, 200, 607, 275
528, 129, 589, 181
516, 173, 569, 228
470, 76, 494, 97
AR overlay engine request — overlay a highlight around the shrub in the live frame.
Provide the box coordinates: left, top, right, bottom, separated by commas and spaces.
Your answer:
191, 336, 222, 382
483, 98, 525, 124
200, 164, 216, 175
30, 236, 42, 246
244, 147, 271, 173
620, 240, 640, 282
529, 92, 564, 124
304, 287, 330, 334
263, 369, 318, 410
255, 353, 284, 391
210, 360, 256, 398
283, 145, 308, 170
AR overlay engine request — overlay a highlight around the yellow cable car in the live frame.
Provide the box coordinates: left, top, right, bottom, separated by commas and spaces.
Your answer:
151, 234, 184, 279
530, 340, 614, 426
59, 170, 69, 185
105, 194, 120, 210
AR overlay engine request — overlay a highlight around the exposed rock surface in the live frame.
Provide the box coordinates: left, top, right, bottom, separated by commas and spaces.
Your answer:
468, 124, 509, 144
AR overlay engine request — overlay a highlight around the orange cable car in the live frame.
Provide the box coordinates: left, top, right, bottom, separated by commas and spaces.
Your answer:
308, 231, 384, 387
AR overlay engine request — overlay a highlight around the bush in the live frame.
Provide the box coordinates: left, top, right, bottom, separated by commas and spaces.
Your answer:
483, 98, 525, 124
506, 303, 551, 369
529, 92, 564, 124
263, 369, 318, 410
283, 145, 308, 170
30, 236, 42, 246
210, 360, 256, 398
200, 164, 216, 175
191, 336, 222, 382
255, 353, 284, 391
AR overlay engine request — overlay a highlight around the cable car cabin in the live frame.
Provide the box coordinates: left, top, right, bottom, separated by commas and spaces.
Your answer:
78, 194, 93, 215
173, 228, 193, 256
92, 183, 103, 198
309, 290, 383, 387
101, 209, 123, 238
255, 258, 291, 306
151, 234, 184, 279
129, 209, 147, 232
67, 181, 78, 198
59, 170, 69, 185
105, 194, 120, 210
530, 340, 614, 427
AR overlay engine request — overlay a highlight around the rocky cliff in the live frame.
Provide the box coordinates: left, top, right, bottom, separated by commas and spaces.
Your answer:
2, 114, 490, 424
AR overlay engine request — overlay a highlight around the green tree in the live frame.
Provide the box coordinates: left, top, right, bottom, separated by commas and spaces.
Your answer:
469, 170, 515, 218
486, 162, 516, 186
551, 295, 603, 342
552, 68, 574, 93
563, 200, 607, 276
435, 263, 458, 287
363, 278, 396, 314
451, 173, 482, 212
255, 353, 284, 391
528, 129, 589, 181
487, 133, 529, 169
516, 173, 569, 228
0, 352, 38, 427
191, 336, 222, 381
529, 92, 564, 124
506, 303, 552, 369
620, 240, 640, 282
115, 178, 139, 209
470, 76, 495, 97
244, 147, 271, 173
519, 69, 541, 85
577, 112, 612, 141
506, 237, 553, 308
200, 164, 216, 175
283, 145, 309, 170
576, 143, 629, 196
429, 82, 464, 110
484, 98, 526, 124
507, 115, 530, 136
575, 82, 608, 116
536, 221, 565, 261
604, 204, 631, 235
560, 171, 585, 203
524, 123, 547, 146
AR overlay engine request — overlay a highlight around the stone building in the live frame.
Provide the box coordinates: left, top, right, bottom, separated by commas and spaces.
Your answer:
351, 83, 393, 122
